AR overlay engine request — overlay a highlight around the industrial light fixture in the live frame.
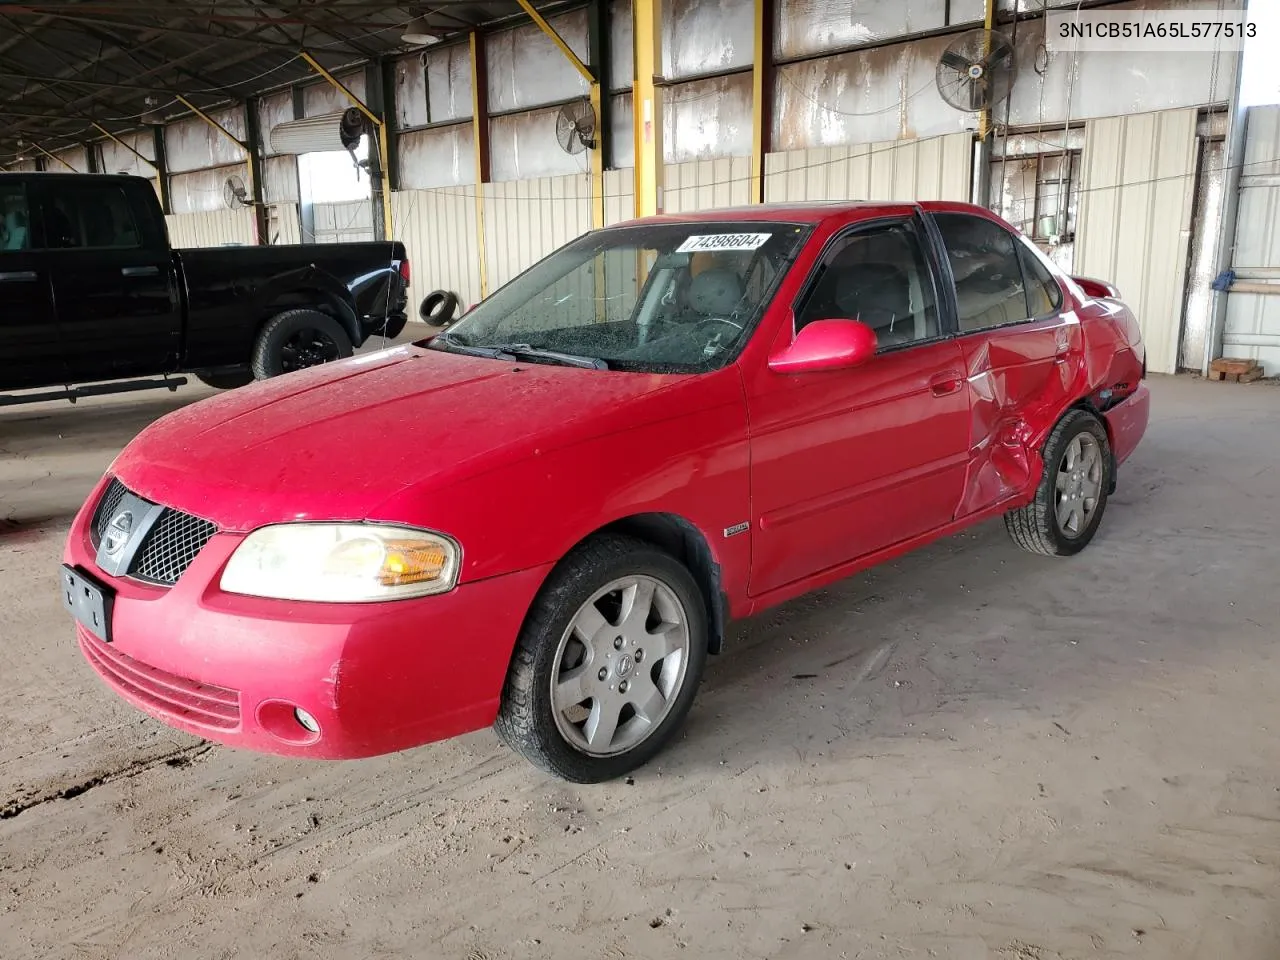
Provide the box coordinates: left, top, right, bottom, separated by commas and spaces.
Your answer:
141, 95, 166, 126
402, 17, 441, 45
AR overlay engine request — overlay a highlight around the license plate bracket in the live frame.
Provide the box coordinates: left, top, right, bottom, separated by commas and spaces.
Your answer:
61, 565, 114, 643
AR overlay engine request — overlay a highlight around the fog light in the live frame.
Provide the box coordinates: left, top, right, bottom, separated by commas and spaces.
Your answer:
294, 707, 320, 733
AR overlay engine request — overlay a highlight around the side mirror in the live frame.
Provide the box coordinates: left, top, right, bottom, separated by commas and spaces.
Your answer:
768, 319, 877, 374
1072, 276, 1120, 300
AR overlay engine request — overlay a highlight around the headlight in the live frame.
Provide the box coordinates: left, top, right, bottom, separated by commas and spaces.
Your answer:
220, 523, 460, 603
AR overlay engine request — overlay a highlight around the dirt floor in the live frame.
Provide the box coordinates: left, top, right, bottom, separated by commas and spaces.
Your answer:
2, 347, 1279, 959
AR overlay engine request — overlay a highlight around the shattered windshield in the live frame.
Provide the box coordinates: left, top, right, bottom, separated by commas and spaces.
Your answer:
430, 221, 810, 372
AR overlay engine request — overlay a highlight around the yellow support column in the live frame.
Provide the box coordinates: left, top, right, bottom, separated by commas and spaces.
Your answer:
750, 0, 775, 204
632, 0, 663, 217
977, 0, 996, 141
470, 31, 491, 298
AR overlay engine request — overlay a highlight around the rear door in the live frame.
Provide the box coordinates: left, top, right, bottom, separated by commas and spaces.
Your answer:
34, 177, 181, 382
0, 178, 61, 390
930, 211, 1078, 516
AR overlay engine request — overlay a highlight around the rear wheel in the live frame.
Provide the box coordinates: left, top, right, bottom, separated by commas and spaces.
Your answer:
1005, 409, 1111, 556
251, 308, 353, 379
495, 535, 708, 782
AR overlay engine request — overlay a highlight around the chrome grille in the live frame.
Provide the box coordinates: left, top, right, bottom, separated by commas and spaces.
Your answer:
132, 509, 218, 586
91, 478, 127, 548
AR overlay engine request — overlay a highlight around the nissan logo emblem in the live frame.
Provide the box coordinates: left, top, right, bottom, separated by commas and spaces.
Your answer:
104, 510, 134, 556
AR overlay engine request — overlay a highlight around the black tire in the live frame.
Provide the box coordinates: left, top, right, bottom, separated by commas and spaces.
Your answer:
495, 534, 709, 783
251, 308, 353, 380
419, 290, 459, 326
1005, 409, 1112, 557
195, 369, 254, 390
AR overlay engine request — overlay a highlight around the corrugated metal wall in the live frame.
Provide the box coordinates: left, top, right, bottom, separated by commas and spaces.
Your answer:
1075, 108, 1198, 375
391, 187, 483, 308
165, 208, 256, 248
603, 169, 634, 225
1222, 105, 1280, 374
482, 174, 593, 288
311, 200, 375, 243
764, 133, 972, 202
664, 157, 752, 212
265, 204, 301, 246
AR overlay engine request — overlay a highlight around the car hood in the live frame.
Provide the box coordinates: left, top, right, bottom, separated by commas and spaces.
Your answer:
112, 344, 694, 531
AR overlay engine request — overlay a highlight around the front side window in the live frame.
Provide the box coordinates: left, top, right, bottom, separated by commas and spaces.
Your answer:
934, 213, 1029, 333
0, 182, 31, 251
435, 221, 810, 372
42, 184, 141, 250
794, 219, 939, 349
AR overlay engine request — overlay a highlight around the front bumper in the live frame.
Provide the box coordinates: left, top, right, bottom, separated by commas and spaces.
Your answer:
64, 481, 550, 759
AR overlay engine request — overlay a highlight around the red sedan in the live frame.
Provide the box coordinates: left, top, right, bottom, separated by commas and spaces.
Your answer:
63, 201, 1149, 782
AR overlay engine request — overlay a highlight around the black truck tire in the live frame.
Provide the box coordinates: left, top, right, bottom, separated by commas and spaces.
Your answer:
419, 290, 459, 326
251, 309, 353, 380
195, 370, 255, 390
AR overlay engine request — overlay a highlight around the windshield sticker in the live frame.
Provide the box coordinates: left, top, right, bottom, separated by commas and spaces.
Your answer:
676, 233, 772, 253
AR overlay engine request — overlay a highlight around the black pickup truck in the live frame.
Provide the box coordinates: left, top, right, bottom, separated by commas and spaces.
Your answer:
0, 172, 409, 402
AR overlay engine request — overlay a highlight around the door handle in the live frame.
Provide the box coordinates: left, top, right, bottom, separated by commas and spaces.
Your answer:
1055, 342, 1072, 362
0, 270, 37, 282
929, 371, 964, 397
121, 265, 160, 278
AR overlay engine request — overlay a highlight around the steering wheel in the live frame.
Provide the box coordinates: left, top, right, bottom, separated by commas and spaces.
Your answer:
695, 315, 743, 331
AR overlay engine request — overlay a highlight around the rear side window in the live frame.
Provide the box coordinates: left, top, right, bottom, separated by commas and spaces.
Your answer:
42, 184, 141, 250
1, 182, 31, 251
1017, 238, 1063, 317
934, 213, 1028, 332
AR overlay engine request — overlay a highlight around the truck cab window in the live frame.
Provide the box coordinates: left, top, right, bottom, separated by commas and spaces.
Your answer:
0, 183, 30, 251
43, 185, 141, 250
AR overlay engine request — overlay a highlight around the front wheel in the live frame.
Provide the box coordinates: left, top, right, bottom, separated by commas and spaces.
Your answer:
1005, 409, 1111, 557
495, 535, 708, 782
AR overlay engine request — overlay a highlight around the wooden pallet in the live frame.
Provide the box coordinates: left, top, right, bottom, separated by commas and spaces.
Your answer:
1208, 357, 1264, 383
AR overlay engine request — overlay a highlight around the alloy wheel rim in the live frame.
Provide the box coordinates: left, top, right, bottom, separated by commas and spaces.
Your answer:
281, 328, 340, 371
550, 575, 690, 758
1056, 432, 1103, 538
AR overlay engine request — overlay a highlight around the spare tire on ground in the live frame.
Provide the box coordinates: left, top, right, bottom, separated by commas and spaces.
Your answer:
420, 289, 459, 326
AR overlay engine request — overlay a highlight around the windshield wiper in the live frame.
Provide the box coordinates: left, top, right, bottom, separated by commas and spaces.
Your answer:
489, 343, 609, 370
432, 333, 607, 369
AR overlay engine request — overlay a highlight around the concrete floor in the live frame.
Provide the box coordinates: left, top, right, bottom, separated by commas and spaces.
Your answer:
2, 366, 1279, 960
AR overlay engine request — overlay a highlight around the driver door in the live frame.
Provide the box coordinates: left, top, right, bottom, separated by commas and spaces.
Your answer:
744, 215, 971, 597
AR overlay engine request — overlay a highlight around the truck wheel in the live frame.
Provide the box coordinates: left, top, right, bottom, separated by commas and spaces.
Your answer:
195, 370, 254, 390
495, 534, 708, 783
252, 309, 353, 379
1005, 409, 1111, 557
419, 290, 459, 327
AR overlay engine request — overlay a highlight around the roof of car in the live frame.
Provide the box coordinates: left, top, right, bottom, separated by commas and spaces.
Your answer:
612, 199, 990, 227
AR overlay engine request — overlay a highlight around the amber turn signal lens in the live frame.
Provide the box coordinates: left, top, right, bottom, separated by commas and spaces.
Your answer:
378, 540, 450, 586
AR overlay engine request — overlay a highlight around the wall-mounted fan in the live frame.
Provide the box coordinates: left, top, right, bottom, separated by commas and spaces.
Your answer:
556, 97, 597, 154
936, 29, 1015, 113
223, 174, 252, 209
